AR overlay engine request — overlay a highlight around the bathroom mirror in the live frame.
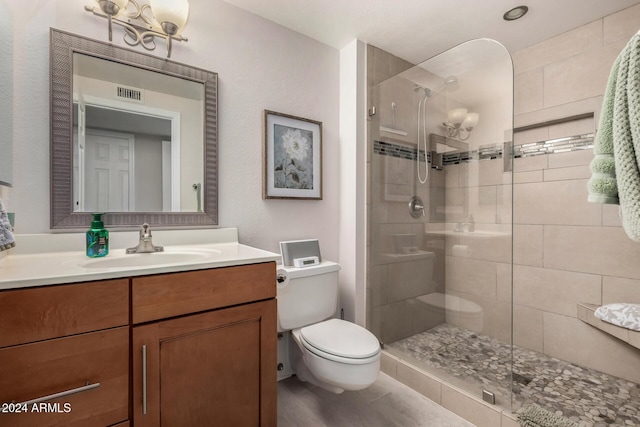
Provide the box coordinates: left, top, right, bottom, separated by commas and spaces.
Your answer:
51, 29, 218, 229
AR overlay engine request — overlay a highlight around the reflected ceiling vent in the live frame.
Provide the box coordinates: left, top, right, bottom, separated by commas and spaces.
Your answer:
115, 85, 144, 104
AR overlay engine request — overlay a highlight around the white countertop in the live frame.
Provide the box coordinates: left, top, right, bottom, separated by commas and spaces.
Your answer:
0, 228, 280, 290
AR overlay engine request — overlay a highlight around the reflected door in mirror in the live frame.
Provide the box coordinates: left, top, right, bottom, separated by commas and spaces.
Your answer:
83, 129, 134, 212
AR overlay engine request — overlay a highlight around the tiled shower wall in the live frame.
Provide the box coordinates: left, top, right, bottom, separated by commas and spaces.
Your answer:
510, 4, 640, 383
367, 3, 640, 386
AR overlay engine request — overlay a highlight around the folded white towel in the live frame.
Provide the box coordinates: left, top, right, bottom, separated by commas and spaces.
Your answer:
0, 198, 15, 251
594, 303, 640, 332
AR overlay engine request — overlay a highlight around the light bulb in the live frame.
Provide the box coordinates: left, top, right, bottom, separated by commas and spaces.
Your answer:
462, 112, 479, 130
150, 0, 190, 33
448, 108, 468, 126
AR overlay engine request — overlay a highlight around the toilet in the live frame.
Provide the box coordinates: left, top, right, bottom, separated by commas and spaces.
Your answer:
276, 261, 381, 394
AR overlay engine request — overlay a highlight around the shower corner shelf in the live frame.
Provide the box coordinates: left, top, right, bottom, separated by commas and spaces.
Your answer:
380, 126, 408, 136
577, 303, 640, 350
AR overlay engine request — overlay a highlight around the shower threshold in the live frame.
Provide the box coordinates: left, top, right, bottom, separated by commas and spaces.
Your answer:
386, 324, 640, 427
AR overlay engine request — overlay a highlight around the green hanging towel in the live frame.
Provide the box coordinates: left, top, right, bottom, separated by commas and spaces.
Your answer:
588, 31, 640, 242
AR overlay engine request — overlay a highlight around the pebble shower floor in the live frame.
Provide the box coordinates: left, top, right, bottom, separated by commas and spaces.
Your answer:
388, 324, 640, 427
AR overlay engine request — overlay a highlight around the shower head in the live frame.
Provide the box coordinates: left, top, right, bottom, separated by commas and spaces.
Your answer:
443, 75, 458, 86
433, 75, 459, 95
415, 75, 459, 98
444, 76, 458, 86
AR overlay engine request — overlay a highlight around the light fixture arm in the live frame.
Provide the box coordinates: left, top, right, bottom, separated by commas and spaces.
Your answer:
107, 13, 114, 41
442, 109, 478, 142
457, 127, 471, 141
85, 0, 188, 58
443, 122, 471, 141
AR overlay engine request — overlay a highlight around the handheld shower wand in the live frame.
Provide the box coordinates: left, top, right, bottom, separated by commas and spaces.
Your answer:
416, 76, 458, 184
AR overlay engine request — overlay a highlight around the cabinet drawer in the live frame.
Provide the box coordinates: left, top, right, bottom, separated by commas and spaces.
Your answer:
132, 261, 276, 324
0, 327, 129, 427
0, 279, 129, 348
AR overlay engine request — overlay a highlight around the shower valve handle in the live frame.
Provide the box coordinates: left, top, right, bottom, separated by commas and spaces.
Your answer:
409, 196, 426, 218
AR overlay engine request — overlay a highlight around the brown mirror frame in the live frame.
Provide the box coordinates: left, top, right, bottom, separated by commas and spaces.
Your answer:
50, 28, 218, 229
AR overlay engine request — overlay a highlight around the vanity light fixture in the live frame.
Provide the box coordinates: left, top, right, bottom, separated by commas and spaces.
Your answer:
442, 108, 479, 141
503, 5, 529, 21
85, 0, 190, 58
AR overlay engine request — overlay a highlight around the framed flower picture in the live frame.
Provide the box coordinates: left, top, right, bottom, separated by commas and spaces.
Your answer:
263, 110, 322, 199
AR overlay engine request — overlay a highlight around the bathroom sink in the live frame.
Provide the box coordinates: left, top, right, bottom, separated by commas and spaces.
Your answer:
80, 248, 221, 269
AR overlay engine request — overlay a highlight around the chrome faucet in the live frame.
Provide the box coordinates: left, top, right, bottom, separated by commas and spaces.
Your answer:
126, 223, 164, 254
454, 214, 475, 232
463, 214, 475, 232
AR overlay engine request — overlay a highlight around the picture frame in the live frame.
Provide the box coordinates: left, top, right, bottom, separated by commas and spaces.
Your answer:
263, 110, 322, 200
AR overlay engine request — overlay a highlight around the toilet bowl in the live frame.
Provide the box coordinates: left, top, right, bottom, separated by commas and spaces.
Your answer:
276, 261, 381, 393
290, 319, 380, 393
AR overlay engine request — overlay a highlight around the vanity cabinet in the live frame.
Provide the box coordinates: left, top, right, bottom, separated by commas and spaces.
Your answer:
131, 262, 277, 427
0, 260, 277, 427
0, 279, 129, 427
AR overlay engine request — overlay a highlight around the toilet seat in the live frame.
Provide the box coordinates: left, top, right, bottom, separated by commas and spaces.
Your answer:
295, 319, 380, 365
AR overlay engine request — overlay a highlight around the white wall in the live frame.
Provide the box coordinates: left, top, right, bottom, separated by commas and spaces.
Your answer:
133, 134, 163, 211
338, 40, 367, 324
5, 0, 341, 260
0, 1, 12, 187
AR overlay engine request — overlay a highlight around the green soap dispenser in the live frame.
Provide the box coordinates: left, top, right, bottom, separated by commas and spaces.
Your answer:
86, 213, 109, 258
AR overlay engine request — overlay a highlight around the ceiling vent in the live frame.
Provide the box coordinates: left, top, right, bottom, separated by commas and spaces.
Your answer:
115, 85, 144, 103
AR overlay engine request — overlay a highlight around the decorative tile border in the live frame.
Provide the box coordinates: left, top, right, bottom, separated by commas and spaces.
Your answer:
514, 133, 594, 157
374, 133, 594, 166
373, 140, 427, 162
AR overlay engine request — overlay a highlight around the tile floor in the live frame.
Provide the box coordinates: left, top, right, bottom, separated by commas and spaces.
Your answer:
388, 324, 640, 427
277, 372, 475, 427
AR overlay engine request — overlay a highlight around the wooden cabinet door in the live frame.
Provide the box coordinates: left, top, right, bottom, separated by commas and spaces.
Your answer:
132, 299, 276, 427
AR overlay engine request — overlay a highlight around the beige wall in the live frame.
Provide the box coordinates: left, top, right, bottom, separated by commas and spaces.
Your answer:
510, 4, 640, 383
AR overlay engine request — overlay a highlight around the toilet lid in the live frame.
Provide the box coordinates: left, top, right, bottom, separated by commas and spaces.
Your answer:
300, 318, 380, 359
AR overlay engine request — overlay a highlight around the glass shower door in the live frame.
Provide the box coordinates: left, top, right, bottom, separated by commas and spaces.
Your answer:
367, 39, 514, 409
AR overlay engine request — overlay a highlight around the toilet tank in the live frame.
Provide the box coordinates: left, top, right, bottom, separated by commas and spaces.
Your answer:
276, 261, 340, 332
